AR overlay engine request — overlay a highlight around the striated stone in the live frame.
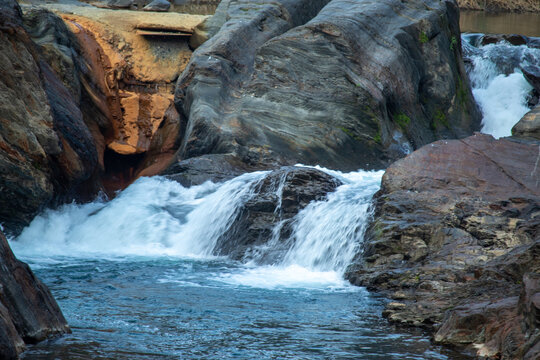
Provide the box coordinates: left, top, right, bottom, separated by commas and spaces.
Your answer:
173, 0, 480, 173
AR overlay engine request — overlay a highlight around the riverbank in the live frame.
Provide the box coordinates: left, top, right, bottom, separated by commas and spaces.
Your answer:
458, 0, 540, 13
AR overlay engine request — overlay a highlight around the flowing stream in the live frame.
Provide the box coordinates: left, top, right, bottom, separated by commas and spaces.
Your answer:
9, 168, 465, 359
8, 29, 537, 360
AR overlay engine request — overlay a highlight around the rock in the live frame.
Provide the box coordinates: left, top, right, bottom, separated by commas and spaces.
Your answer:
512, 104, 540, 140
212, 167, 342, 262
0, 0, 100, 233
105, 0, 133, 9
346, 133, 540, 358
0, 230, 70, 359
522, 65, 540, 93
173, 0, 480, 173
481, 34, 528, 46
143, 0, 170, 12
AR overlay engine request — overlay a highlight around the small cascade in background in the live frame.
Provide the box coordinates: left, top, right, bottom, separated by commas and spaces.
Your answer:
462, 34, 539, 138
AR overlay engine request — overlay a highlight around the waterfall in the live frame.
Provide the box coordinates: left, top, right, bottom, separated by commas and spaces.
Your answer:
11, 167, 383, 287
462, 34, 539, 138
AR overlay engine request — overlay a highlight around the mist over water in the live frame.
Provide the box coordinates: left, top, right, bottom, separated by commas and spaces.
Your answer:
462, 34, 539, 138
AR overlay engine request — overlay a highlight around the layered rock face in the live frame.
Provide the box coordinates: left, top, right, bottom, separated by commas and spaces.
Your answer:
346, 133, 540, 359
172, 0, 481, 177
0, 0, 99, 233
457, 0, 540, 13
0, 229, 70, 359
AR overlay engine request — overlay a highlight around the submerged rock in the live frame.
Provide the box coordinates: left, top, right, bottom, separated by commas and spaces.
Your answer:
346, 133, 540, 359
213, 167, 342, 262
0, 230, 70, 359
173, 0, 480, 173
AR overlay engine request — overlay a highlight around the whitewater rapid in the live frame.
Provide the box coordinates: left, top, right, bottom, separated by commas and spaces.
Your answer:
11, 167, 383, 290
462, 34, 539, 138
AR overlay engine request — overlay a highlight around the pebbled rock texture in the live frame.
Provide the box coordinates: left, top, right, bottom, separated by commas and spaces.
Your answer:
346, 133, 540, 359
213, 167, 341, 262
172, 0, 481, 175
0, 230, 70, 359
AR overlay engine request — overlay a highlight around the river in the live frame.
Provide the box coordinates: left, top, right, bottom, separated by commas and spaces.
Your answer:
8, 25, 538, 360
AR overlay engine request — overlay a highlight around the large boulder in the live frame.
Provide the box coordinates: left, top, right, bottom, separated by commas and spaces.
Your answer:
171, 0, 480, 177
0, 0, 99, 233
0, 230, 70, 359
212, 167, 342, 262
346, 133, 540, 358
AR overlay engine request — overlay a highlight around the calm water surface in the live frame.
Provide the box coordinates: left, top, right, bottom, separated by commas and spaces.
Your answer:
460, 10, 540, 37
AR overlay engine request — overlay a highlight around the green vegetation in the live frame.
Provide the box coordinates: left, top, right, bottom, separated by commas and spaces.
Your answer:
373, 131, 382, 144
432, 109, 449, 129
394, 112, 411, 130
339, 127, 363, 142
450, 36, 458, 51
419, 31, 428, 44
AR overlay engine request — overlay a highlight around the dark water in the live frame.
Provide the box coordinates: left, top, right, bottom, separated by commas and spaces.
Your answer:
460, 10, 540, 37
19, 257, 468, 359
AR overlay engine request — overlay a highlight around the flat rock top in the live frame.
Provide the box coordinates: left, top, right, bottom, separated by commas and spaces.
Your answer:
22, 2, 208, 83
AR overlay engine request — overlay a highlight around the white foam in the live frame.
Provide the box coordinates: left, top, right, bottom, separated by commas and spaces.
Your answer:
11, 173, 267, 259
216, 264, 354, 290
474, 72, 532, 139
465, 40, 538, 139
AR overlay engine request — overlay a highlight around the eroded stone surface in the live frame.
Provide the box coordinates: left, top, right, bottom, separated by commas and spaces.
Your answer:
346, 133, 540, 359
173, 0, 480, 173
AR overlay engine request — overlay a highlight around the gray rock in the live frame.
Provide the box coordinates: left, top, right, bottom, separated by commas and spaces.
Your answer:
173, 0, 480, 173
105, 0, 133, 9
143, 0, 170, 12
513, 104, 540, 140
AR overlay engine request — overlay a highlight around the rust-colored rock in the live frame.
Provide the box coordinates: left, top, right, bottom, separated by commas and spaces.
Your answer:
0, 229, 70, 359
346, 133, 540, 359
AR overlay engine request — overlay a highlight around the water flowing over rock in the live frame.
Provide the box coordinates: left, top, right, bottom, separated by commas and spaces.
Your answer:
213, 166, 342, 262
0, 229, 69, 359
346, 133, 540, 359
171, 0, 481, 175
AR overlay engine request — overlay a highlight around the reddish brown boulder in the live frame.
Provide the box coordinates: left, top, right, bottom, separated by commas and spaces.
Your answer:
0, 230, 69, 359
346, 133, 540, 359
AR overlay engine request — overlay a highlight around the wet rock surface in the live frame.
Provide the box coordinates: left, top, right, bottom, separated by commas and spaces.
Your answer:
0, 229, 70, 359
173, 0, 480, 173
214, 167, 342, 262
346, 133, 540, 359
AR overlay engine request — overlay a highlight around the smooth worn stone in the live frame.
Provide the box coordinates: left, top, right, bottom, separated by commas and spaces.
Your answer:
173, 0, 480, 173
512, 104, 540, 140
0, 230, 70, 359
346, 133, 540, 359
143, 0, 170, 11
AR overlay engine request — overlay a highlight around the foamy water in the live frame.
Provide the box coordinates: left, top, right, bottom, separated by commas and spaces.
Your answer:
463, 35, 538, 138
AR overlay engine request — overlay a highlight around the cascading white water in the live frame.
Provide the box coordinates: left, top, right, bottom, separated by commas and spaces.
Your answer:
11, 167, 383, 289
462, 35, 539, 138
